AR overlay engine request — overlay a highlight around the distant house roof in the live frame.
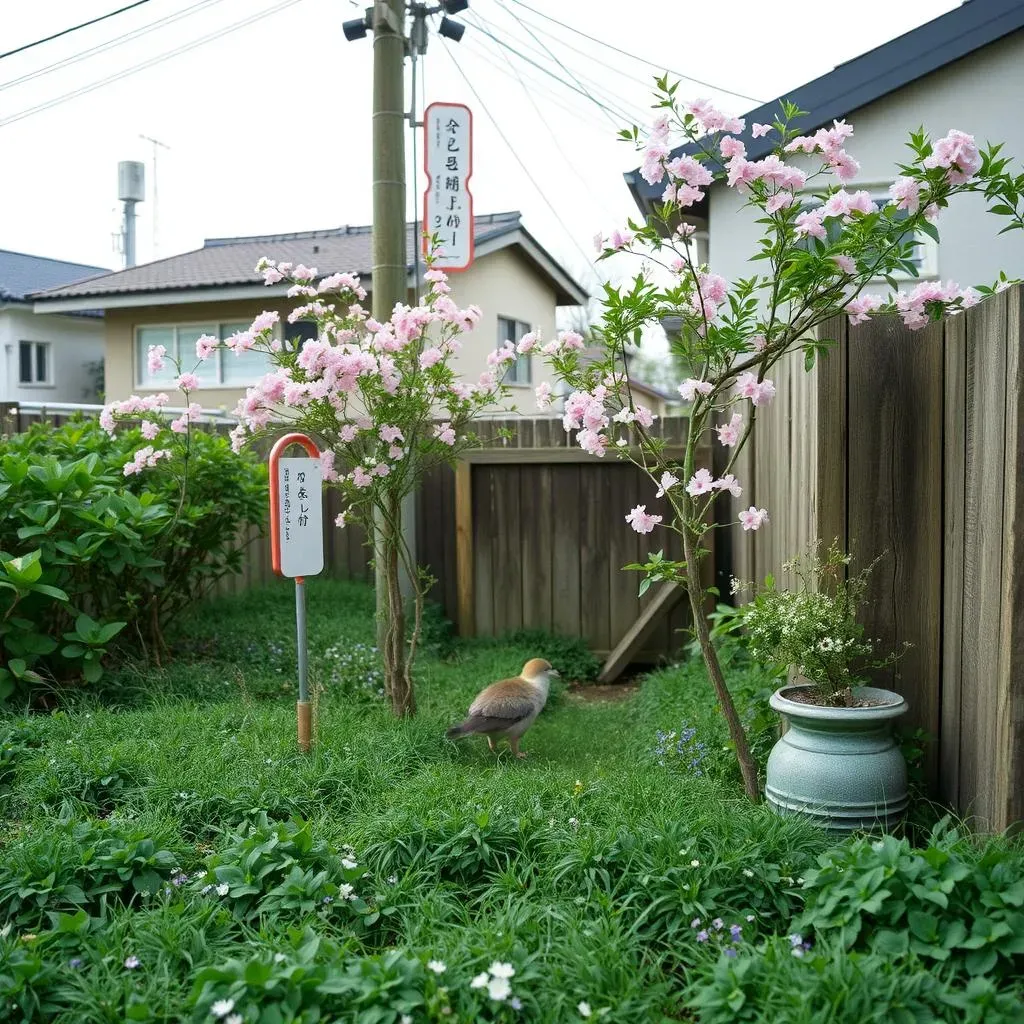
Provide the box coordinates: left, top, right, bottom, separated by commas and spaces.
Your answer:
32, 211, 588, 311
0, 248, 108, 304
625, 0, 1024, 219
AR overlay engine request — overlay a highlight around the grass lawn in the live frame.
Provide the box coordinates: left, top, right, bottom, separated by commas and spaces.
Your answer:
1, 579, 1022, 1023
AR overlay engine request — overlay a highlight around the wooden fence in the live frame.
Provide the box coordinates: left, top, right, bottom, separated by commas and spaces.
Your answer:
732, 287, 1024, 832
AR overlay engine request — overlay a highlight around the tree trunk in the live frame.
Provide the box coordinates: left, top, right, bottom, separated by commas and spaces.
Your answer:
379, 498, 416, 717
682, 525, 761, 802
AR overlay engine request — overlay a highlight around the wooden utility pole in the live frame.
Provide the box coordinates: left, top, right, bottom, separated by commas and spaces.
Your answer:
371, 0, 417, 647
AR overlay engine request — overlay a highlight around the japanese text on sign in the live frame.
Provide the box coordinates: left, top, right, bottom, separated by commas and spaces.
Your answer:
424, 101, 473, 271
277, 457, 324, 578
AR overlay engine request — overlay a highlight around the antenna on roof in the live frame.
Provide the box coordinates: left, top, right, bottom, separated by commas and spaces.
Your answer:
117, 161, 145, 268
139, 134, 170, 257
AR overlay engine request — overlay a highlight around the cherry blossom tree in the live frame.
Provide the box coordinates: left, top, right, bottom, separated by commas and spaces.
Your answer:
542, 84, 1024, 800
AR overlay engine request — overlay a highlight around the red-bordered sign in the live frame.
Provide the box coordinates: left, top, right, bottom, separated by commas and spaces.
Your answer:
423, 101, 474, 272
268, 432, 324, 580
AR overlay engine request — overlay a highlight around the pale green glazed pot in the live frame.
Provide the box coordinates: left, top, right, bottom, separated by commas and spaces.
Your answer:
765, 683, 909, 833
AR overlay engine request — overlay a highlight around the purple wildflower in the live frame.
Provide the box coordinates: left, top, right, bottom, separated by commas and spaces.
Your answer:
724, 947, 738, 958
730, 924, 743, 941
712, 918, 724, 930
696, 930, 709, 943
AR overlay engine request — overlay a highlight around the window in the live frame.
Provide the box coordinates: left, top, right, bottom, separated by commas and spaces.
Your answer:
498, 316, 531, 385
795, 189, 937, 280
18, 341, 51, 386
136, 322, 274, 388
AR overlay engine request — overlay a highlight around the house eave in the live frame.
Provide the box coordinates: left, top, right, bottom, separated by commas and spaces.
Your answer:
33, 282, 294, 314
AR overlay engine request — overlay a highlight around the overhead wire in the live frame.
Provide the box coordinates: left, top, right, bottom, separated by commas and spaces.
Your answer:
0, 0, 156, 61
0, 0, 230, 93
0, 0, 305, 128
439, 37, 601, 292
504, 0, 765, 105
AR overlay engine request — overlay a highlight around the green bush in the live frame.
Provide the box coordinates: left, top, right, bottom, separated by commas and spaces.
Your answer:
796, 820, 1024, 981
478, 628, 602, 683
0, 418, 266, 701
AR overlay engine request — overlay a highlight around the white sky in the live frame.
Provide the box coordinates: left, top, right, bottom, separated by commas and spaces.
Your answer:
0, 0, 960, 292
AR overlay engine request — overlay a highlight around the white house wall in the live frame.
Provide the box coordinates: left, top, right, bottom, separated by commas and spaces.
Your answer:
0, 307, 104, 404
707, 30, 1024, 295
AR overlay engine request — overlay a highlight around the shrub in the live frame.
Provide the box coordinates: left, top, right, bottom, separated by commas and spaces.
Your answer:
795, 820, 1024, 981
0, 419, 266, 701
481, 629, 601, 684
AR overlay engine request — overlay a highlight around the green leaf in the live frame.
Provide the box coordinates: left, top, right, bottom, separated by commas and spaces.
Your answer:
908, 910, 938, 942
964, 947, 998, 976
96, 621, 127, 644
3, 550, 43, 585
82, 658, 102, 684
873, 928, 909, 956
30, 583, 69, 602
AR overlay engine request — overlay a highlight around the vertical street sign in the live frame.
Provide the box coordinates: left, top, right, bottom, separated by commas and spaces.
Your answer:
423, 101, 473, 271
269, 433, 324, 752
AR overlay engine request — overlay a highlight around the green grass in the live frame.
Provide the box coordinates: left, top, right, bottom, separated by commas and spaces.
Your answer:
1, 578, 1021, 1023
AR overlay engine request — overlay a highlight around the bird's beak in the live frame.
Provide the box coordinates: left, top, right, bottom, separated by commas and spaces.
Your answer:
550, 669, 560, 677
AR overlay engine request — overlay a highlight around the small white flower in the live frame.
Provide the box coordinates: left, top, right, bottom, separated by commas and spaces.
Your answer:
211, 998, 235, 1018
568, 817, 579, 827
746, 914, 755, 922
226, 1016, 243, 1024
471, 972, 489, 989
216, 883, 230, 896
427, 959, 447, 974
487, 976, 512, 1002
339, 883, 355, 900
401, 1016, 413, 1024
690, 859, 700, 868
578, 1001, 593, 1018
488, 961, 515, 979
742, 869, 754, 878
342, 857, 358, 870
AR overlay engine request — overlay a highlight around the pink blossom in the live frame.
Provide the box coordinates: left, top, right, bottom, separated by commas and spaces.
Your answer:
379, 425, 404, 444
795, 208, 827, 240
351, 466, 373, 488
641, 139, 670, 185
678, 378, 714, 401
335, 511, 349, 528
419, 347, 444, 369
625, 504, 662, 534
766, 192, 796, 214
251, 310, 279, 334
716, 412, 743, 447
889, 176, 921, 214
924, 203, 939, 223
739, 506, 770, 530
720, 136, 746, 160
666, 154, 714, 188
425, 267, 447, 283
434, 422, 456, 446
846, 293, 884, 324
610, 228, 634, 250
831, 151, 860, 182
735, 372, 776, 406
714, 474, 743, 497
832, 254, 856, 274
749, 334, 768, 352
320, 451, 340, 482
593, 232, 606, 253
225, 330, 254, 353
686, 468, 715, 496
100, 407, 116, 434
147, 345, 166, 375
727, 156, 759, 191
340, 424, 359, 442
388, 445, 405, 460
229, 424, 247, 453
578, 428, 608, 457
517, 332, 537, 354
292, 264, 317, 282
195, 334, 218, 361
684, 98, 743, 135
535, 382, 554, 409
960, 287, 982, 308
372, 463, 390, 478
752, 123, 772, 139
175, 372, 200, 392
262, 267, 284, 285
924, 129, 980, 184
655, 471, 678, 497
140, 421, 160, 440
651, 113, 670, 138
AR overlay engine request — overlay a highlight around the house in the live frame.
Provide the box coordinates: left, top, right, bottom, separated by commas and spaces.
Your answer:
0, 249, 108, 405
31, 211, 587, 415
624, 0, 1024, 294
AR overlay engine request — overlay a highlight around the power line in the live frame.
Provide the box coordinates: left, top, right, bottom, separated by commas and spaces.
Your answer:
466, 18, 641, 129
0, 0, 229, 93
0, 0, 156, 62
0, 0, 305, 128
505, 0, 764, 106
440, 38, 599, 291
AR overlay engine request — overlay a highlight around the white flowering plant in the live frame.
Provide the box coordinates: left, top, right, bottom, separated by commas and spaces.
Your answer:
736, 541, 899, 707
541, 81, 1024, 799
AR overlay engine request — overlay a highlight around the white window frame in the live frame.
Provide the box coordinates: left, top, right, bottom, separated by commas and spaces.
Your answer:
795, 185, 938, 282
134, 320, 281, 388
498, 315, 532, 386
18, 340, 53, 387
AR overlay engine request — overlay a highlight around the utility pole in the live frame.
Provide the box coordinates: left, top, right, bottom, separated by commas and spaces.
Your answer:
139, 134, 170, 257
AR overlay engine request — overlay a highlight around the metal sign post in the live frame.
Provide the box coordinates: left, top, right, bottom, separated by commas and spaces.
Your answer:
268, 433, 324, 752
423, 101, 473, 271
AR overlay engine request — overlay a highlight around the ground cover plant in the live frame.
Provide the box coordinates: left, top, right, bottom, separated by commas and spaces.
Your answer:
1, 578, 1020, 1023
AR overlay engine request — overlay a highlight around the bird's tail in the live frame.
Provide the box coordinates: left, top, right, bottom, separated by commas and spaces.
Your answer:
446, 721, 470, 740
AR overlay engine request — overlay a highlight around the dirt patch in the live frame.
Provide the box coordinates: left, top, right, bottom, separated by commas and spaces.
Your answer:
783, 685, 897, 709
566, 680, 641, 704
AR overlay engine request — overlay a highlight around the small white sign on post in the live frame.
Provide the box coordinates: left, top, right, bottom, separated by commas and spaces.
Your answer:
277, 457, 324, 578
423, 101, 473, 271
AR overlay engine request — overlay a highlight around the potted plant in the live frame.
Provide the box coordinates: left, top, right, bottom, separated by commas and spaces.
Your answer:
739, 542, 909, 832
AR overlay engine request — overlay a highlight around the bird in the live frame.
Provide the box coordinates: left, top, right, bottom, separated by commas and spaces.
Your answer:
446, 658, 559, 759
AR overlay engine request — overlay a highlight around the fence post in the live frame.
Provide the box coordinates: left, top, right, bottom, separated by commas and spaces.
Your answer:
0, 402, 16, 436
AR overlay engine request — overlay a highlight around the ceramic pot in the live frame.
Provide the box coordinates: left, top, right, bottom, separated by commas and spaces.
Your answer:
765, 683, 909, 833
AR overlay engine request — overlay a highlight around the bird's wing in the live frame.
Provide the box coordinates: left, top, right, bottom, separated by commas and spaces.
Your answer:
469, 678, 537, 721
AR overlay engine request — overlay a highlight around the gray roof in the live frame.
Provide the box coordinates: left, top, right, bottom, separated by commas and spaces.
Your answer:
626, 0, 1024, 215
32, 210, 585, 306
0, 248, 108, 303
